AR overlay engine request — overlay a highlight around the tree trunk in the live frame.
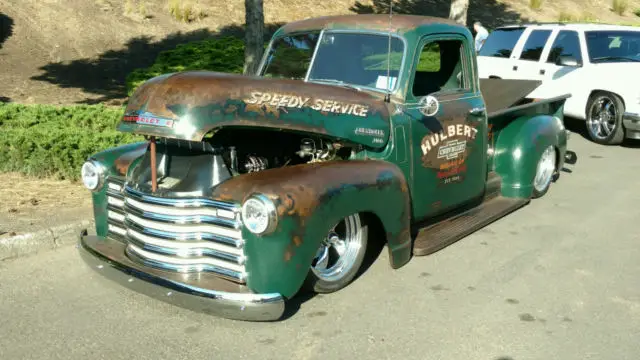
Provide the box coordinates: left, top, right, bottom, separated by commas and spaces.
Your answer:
243, 0, 264, 75
448, 0, 469, 26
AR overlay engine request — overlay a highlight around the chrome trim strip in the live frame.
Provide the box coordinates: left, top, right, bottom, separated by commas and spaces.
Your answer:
126, 213, 242, 240
127, 228, 244, 258
126, 243, 247, 282
124, 219, 243, 248
78, 235, 284, 322
125, 187, 240, 212
126, 236, 243, 264
107, 191, 124, 200
124, 200, 239, 229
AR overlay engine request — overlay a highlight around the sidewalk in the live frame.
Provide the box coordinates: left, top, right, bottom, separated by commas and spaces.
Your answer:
0, 172, 94, 260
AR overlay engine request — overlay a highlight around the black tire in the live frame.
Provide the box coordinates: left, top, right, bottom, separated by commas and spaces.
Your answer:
532, 145, 557, 199
585, 92, 625, 145
303, 213, 368, 294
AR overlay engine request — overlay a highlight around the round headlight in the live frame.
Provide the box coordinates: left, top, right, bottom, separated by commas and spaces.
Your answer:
81, 160, 105, 191
241, 194, 277, 235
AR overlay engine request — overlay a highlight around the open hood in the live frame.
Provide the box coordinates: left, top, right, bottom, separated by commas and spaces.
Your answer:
118, 71, 392, 149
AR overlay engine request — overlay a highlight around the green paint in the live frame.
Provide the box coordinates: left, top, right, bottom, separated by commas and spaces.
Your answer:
82, 16, 573, 301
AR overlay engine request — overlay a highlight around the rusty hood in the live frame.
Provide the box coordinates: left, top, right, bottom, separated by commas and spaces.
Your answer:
118, 71, 392, 149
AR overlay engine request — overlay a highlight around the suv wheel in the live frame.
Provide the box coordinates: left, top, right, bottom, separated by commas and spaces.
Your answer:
586, 92, 625, 145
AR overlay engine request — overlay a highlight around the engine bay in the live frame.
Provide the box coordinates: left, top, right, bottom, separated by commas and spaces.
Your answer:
209, 128, 354, 175
127, 128, 357, 195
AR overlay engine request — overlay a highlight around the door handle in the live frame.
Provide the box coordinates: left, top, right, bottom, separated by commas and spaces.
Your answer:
470, 107, 486, 116
513, 65, 518, 71
540, 69, 546, 75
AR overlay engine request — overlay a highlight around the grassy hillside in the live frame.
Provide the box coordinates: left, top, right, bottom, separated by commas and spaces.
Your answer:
0, 0, 639, 105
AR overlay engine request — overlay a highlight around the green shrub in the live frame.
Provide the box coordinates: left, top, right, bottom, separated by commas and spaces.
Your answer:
125, 37, 245, 96
612, 0, 628, 15
634, 8, 640, 17
0, 103, 142, 180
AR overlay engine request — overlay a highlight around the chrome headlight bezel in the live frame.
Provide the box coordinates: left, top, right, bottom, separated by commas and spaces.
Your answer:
81, 159, 106, 192
240, 194, 278, 235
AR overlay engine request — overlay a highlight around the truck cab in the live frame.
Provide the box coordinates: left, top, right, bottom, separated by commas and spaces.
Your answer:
78, 15, 576, 322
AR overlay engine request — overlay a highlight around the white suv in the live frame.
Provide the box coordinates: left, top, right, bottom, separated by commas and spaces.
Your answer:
477, 23, 640, 145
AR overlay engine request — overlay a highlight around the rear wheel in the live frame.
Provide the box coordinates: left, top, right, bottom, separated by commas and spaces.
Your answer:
586, 92, 625, 145
532, 145, 557, 199
303, 213, 368, 294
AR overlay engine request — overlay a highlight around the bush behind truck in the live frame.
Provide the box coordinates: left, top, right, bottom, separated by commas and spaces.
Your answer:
77, 15, 578, 321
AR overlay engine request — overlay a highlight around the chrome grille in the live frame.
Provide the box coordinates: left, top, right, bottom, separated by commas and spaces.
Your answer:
105, 178, 246, 283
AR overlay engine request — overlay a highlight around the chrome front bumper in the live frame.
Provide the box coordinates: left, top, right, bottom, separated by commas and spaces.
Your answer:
78, 233, 285, 322
623, 112, 640, 139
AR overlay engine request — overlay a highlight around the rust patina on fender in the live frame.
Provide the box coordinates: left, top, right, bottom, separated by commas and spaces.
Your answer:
210, 159, 412, 298
118, 71, 392, 149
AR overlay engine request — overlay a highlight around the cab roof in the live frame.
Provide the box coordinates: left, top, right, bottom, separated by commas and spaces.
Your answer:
278, 14, 464, 34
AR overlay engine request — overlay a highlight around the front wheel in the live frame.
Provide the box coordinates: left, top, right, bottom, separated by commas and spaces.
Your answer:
303, 213, 368, 294
532, 145, 557, 199
586, 92, 625, 145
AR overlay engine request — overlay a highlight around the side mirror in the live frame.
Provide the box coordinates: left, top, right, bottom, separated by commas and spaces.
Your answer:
556, 55, 581, 67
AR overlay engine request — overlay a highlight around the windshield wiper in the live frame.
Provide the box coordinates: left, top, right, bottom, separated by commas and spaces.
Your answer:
591, 56, 640, 63
309, 78, 363, 91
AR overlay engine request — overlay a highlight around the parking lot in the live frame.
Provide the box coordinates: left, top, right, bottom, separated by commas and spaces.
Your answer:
1, 120, 639, 360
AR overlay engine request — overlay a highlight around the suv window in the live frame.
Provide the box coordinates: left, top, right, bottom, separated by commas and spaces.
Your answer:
519, 29, 552, 61
478, 27, 525, 58
547, 30, 582, 64
412, 39, 468, 97
585, 30, 640, 63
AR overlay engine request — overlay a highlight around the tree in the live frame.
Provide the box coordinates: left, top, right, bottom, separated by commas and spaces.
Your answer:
243, 0, 264, 75
448, 0, 469, 26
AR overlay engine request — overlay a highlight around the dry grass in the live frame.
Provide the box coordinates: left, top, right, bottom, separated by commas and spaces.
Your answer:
612, 0, 629, 15
529, 0, 544, 10
0, 172, 90, 219
168, 0, 207, 23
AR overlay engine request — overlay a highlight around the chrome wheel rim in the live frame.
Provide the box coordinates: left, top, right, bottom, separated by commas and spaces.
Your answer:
311, 214, 363, 283
587, 97, 617, 140
533, 146, 556, 193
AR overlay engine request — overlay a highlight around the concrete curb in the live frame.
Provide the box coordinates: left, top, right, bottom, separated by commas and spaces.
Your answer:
0, 219, 94, 261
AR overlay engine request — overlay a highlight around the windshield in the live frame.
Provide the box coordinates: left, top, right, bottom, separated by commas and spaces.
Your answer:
261, 31, 405, 92
585, 30, 640, 63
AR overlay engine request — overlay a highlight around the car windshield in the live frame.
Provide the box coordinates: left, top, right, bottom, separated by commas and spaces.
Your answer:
585, 30, 640, 63
260, 31, 405, 92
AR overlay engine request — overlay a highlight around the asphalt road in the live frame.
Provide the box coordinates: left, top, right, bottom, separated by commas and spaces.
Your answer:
1, 123, 639, 360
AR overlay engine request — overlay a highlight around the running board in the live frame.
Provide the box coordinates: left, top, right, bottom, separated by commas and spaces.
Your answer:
412, 196, 530, 256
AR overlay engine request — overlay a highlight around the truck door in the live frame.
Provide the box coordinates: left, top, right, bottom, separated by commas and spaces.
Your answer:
406, 35, 488, 221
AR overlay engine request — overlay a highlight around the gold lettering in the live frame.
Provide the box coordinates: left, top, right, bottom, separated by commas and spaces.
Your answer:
279, 95, 290, 107
312, 100, 323, 111
330, 102, 341, 113
430, 134, 439, 147
448, 124, 456, 137
246, 91, 261, 104
456, 124, 463, 136
322, 101, 333, 112
359, 106, 369, 117
270, 94, 281, 106
471, 128, 478, 139
260, 93, 272, 103
421, 140, 431, 155
463, 125, 471, 138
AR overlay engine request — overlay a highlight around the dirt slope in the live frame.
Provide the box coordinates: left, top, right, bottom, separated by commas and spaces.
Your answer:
0, 0, 638, 105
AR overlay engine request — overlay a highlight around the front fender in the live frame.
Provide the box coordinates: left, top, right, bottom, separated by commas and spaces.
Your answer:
494, 114, 567, 198
211, 160, 412, 298
89, 142, 148, 237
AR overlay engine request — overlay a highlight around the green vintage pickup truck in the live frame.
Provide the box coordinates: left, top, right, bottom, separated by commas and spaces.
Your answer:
78, 14, 578, 321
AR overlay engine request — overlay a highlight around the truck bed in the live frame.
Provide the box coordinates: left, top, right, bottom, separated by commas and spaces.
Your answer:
479, 78, 543, 116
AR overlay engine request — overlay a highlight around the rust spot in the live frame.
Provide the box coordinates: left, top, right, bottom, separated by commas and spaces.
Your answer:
113, 143, 148, 176
284, 251, 292, 262
293, 236, 302, 247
